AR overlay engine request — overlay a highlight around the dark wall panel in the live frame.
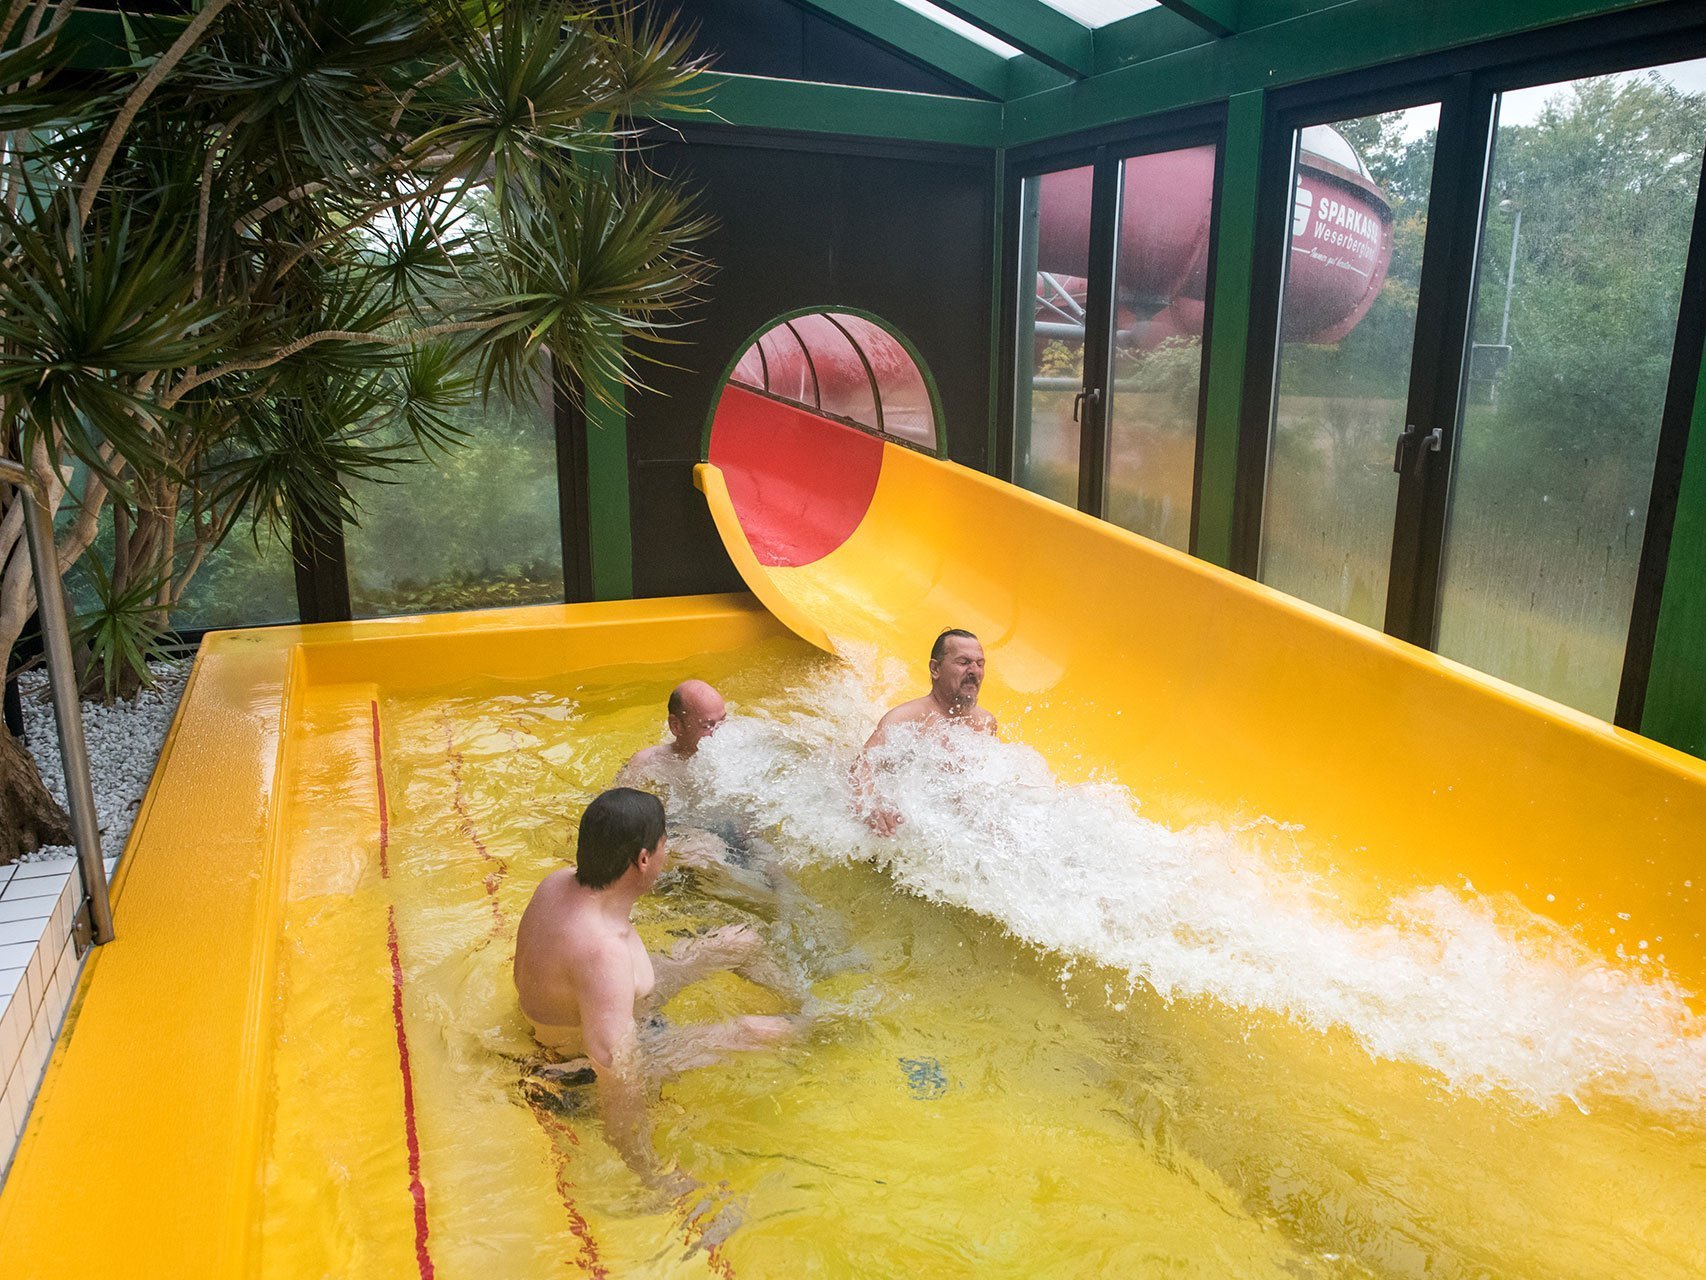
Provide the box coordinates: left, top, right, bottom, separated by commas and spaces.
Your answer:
640, 0, 986, 98
627, 129, 995, 599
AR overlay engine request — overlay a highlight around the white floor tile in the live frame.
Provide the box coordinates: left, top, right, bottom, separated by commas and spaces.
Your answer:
0, 898, 53, 925
0, 941, 34, 969
7, 860, 75, 882
0, 876, 70, 903
0, 920, 46, 947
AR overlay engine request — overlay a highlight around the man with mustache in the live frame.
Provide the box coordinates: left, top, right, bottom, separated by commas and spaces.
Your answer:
856, 628, 997, 836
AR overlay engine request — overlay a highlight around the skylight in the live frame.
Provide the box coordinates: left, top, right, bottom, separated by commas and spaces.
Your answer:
1040, 0, 1161, 27
891, 0, 1025, 58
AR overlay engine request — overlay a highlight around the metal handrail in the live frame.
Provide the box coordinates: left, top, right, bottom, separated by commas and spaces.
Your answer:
0, 455, 115, 945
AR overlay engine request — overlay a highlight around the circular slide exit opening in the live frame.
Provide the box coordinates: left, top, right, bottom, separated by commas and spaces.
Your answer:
704, 309, 943, 569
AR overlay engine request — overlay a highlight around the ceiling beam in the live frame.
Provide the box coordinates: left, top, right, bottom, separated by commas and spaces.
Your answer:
652, 73, 1004, 147
1154, 0, 1241, 38
929, 0, 1095, 78
789, 0, 1015, 99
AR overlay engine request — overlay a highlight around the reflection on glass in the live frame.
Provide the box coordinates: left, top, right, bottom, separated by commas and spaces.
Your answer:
830, 312, 936, 448
728, 313, 940, 451
346, 375, 564, 618
173, 528, 298, 630
1437, 60, 1706, 718
1260, 109, 1439, 628
784, 313, 877, 431
1015, 165, 1094, 508
1104, 145, 1216, 549
52, 466, 299, 631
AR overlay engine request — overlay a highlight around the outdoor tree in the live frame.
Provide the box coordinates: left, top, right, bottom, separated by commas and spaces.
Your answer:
0, 0, 713, 861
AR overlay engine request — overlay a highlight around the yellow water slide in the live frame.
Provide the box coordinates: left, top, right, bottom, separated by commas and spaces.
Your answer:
698, 395, 1706, 993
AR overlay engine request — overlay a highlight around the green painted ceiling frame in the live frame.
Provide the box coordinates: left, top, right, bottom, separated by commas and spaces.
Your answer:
697, 305, 951, 462
1154, 0, 1241, 38
931, 0, 1096, 78
1641, 356, 1706, 758
660, 73, 1004, 147
1003, 0, 1668, 145
786, 0, 1017, 98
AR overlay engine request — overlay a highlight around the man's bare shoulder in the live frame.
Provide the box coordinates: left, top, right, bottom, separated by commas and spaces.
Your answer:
967, 706, 998, 734
615, 743, 670, 786
879, 696, 937, 727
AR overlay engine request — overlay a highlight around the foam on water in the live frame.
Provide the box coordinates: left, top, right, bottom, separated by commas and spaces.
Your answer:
686, 658, 1706, 1119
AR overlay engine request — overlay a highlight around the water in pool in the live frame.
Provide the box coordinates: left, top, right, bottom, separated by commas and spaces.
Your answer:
262, 638, 1706, 1278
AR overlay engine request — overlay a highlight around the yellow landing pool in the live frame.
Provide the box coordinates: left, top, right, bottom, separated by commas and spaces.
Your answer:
0, 594, 1702, 1278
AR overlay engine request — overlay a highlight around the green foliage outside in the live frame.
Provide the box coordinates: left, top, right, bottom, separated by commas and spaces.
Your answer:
347, 379, 564, 617
1264, 72, 1706, 716
0, 0, 712, 706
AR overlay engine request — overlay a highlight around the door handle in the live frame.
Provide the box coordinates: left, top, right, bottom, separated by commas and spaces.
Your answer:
1392, 423, 1417, 473
1394, 424, 1444, 475
1072, 386, 1101, 422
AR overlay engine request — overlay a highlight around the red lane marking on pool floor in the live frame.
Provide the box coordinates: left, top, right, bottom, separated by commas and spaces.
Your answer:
371, 701, 391, 879
372, 700, 436, 1280
434, 706, 734, 1278
388, 907, 437, 1280
442, 715, 507, 925
527, 1102, 610, 1279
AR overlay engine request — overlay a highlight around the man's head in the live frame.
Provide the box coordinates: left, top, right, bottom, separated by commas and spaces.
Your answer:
667, 679, 726, 755
929, 628, 985, 709
573, 787, 667, 890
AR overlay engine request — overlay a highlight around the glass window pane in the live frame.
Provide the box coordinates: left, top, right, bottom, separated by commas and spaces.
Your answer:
1104, 144, 1216, 549
52, 468, 299, 631
1436, 60, 1706, 717
346, 375, 564, 617
788, 313, 878, 431
758, 326, 815, 405
173, 526, 298, 630
1260, 108, 1440, 629
830, 313, 937, 450
1016, 165, 1095, 509
730, 344, 766, 389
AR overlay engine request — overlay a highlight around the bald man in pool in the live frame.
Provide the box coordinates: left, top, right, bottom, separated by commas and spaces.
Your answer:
514, 787, 797, 1189
616, 679, 779, 911
855, 628, 998, 836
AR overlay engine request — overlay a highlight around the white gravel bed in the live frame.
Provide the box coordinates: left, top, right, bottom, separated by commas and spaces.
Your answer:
16, 661, 190, 865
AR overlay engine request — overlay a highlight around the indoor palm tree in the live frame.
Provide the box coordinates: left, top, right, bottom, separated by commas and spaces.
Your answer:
0, 0, 713, 859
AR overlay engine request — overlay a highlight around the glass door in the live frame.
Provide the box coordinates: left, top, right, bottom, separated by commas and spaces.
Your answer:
1014, 163, 1098, 510
1245, 51, 1706, 725
1012, 134, 1220, 543
1258, 105, 1444, 629
1433, 56, 1706, 718
1104, 144, 1218, 550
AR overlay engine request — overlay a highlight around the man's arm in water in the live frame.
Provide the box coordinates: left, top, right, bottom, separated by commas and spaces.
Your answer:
852, 705, 921, 836
575, 940, 675, 1187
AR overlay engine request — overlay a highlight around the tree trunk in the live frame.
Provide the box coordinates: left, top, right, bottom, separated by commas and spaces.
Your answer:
0, 719, 70, 864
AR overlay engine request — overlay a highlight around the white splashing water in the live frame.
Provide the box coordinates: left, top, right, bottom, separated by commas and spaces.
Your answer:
687, 659, 1706, 1119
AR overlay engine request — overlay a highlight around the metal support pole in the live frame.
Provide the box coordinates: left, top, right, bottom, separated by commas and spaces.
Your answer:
1, 456, 115, 944
1498, 203, 1522, 349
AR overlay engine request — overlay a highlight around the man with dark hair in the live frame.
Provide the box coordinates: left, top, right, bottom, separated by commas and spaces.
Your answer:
514, 787, 796, 1185
855, 628, 998, 836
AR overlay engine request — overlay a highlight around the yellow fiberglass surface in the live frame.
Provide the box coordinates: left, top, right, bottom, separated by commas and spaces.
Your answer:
697, 447, 1706, 992
0, 596, 790, 1279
